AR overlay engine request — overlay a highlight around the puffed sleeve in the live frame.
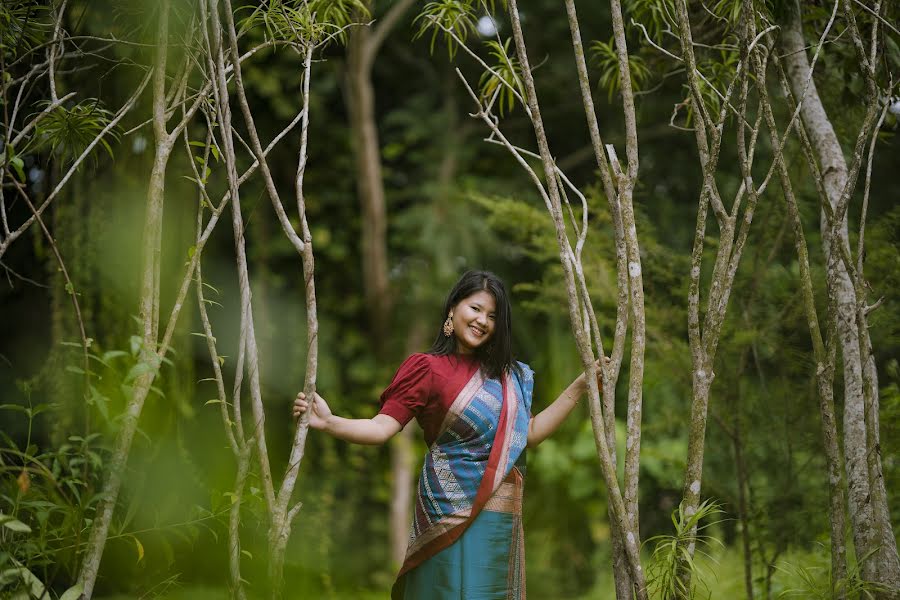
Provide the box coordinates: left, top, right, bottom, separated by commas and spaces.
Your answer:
378, 353, 433, 427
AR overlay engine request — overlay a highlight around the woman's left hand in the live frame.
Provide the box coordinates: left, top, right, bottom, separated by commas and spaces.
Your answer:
582, 357, 609, 387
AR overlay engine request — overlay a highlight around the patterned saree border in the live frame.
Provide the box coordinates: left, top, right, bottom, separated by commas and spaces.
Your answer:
433, 368, 485, 445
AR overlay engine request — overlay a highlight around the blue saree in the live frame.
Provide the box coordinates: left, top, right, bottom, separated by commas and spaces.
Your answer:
392, 363, 534, 600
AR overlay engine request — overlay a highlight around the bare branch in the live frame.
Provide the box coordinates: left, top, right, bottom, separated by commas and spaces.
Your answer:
855, 103, 888, 282
8, 174, 89, 380
207, 0, 277, 514
47, 0, 69, 103
0, 70, 152, 259
221, 0, 305, 257
851, 0, 899, 36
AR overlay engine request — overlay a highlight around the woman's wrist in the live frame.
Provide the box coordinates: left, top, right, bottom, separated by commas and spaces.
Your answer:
565, 379, 585, 405
328, 414, 341, 432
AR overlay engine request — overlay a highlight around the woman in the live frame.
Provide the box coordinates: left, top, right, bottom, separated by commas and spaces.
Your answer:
293, 270, 599, 599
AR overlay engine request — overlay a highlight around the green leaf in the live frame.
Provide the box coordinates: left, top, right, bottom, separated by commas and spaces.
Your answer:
0, 515, 32, 533
132, 535, 145, 563
89, 385, 110, 421
60, 583, 84, 600
31, 99, 118, 163
124, 361, 155, 383
102, 350, 129, 362
10, 156, 25, 182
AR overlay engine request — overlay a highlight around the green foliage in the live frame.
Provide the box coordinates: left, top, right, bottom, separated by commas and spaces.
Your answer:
2, 0, 900, 597
711, 0, 742, 30
29, 100, 117, 163
626, 0, 676, 44
478, 39, 525, 116
0, 399, 104, 598
240, 0, 369, 47
414, 0, 477, 59
0, 1, 49, 59
590, 38, 650, 101
693, 49, 739, 120
776, 548, 889, 599
645, 500, 725, 599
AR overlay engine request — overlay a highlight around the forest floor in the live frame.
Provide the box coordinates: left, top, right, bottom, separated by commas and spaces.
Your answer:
96, 545, 836, 598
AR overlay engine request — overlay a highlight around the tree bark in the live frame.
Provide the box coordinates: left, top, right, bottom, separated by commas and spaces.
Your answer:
757, 48, 849, 596
344, 0, 417, 566
781, 1, 900, 592
346, 25, 391, 345
505, 0, 648, 594
561, 2, 637, 593
78, 7, 173, 594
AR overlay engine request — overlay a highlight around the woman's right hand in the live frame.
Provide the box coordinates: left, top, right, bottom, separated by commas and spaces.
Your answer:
293, 391, 332, 430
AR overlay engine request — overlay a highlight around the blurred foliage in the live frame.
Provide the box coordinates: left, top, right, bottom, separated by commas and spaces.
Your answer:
589, 37, 650, 101
30, 100, 117, 163
0, 0, 899, 598
240, 0, 370, 47
414, 0, 478, 59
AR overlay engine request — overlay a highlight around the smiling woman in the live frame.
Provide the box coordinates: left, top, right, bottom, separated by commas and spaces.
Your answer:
292, 270, 600, 599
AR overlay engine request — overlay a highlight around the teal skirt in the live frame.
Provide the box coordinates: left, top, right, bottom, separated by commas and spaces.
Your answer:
397, 509, 524, 600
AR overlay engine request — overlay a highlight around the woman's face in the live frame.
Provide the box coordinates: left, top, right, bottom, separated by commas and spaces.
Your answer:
451, 290, 497, 354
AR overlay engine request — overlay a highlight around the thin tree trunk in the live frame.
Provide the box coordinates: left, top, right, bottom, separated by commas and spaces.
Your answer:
347, 25, 390, 343
561, 2, 636, 593
757, 50, 849, 595
76, 5, 213, 595
344, 0, 417, 567
78, 7, 173, 594
781, 1, 900, 592
505, 1, 647, 594
672, 0, 769, 590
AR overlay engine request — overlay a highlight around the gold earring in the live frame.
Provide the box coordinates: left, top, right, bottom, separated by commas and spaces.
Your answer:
442, 312, 454, 337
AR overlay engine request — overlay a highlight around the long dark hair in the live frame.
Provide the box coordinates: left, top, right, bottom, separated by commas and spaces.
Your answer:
428, 270, 521, 380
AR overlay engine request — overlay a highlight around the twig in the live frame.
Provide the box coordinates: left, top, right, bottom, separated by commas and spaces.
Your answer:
427, 17, 530, 118
854, 101, 888, 286
8, 173, 90, 384
0, 70, 152, 259
851, 0, 900, 36
210, 0, 278, 514
47, 0, 70, 104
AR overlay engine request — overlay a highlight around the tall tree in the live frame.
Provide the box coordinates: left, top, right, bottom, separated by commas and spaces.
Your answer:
344, 0, 417, 566
780, 0, 899, 592
77, 3, 208, 594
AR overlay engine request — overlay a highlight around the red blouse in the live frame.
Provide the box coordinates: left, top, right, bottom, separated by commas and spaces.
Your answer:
378, 353, 481, 446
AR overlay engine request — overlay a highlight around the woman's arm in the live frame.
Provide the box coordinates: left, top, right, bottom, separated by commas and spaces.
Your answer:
527, 363, 602, 448
293, 392, 402, 445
